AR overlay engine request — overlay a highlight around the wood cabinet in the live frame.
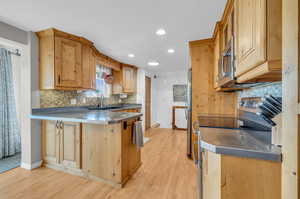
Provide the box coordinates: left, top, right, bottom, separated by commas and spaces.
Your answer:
55, 37, 82, 88
123, 65, 136, 93
82, 45, 96, 89
235, 0, 282, 83
189, 39, 237, 152
213, 23, 221, 90
203, 151, 221, 199
220, 0, 234, 53
113, 64, 137, 94
201, 150, 281, 199
42, 119, 141, 187
59, 122, 81, 169
42, 120, 81, 171
82, 120, 141, 187
42, 120, 60, 166
121, 120, 141, 182
37, 28, 96, 90
37, 28, 139, 91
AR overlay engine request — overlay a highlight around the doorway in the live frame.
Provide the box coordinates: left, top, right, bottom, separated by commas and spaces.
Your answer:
145, 76, 151, 130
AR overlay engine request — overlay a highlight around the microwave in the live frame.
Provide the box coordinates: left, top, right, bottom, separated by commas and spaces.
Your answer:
217, 39, 235, 88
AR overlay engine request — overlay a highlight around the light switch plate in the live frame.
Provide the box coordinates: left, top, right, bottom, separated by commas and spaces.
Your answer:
70, 98, 77, 105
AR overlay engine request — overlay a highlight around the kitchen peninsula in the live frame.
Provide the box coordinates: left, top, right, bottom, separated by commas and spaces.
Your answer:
31, 104, 142, 187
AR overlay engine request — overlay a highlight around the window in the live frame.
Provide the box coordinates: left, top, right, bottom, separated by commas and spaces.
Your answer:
95, 65, 112, 98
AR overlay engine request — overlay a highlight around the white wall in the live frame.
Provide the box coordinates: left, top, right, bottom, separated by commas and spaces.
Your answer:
136, 68, 146, 131
151, 70, 188, 129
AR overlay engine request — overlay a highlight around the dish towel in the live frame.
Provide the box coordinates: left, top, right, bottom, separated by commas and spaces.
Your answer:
133, 121, 144, 148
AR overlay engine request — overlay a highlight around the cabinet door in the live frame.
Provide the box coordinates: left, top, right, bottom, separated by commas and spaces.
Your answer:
82, 45, 96, 89
42, 120, 60, 165
123, 66, 134, 93
121, 120, 141, 181
60, 122, 81, 169
203, 150, 221, 199
55, 37, 82, 88
235, 0, 266, 77
214, 27, 220, 89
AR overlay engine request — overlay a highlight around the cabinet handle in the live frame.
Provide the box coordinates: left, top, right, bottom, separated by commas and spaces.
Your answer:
55, 121, 59, 129
60, 121, 63, 129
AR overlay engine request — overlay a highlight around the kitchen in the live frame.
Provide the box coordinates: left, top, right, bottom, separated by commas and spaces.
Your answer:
0, 0, 298, 199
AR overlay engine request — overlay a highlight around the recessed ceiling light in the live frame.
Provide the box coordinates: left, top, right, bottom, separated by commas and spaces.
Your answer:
156, 28, 166, 36
148, 61, 159, 66
168, 49, 175, 53
128, 54, 135, 58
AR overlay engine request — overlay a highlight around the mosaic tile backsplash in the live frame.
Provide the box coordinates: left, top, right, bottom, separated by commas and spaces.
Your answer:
238, 82, 282, 99
40, 90, 137, 108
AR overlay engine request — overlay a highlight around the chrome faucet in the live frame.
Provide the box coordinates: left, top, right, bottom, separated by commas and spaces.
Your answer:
99, 94, 105, 108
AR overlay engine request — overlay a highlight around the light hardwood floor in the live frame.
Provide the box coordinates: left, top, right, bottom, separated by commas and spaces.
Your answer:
0, 128, 197, 199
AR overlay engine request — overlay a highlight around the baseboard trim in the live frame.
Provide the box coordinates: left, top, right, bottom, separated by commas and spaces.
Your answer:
21, 160, 43, 170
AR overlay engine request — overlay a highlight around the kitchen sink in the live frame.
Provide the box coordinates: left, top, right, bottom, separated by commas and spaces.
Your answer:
88, 105, 123, 111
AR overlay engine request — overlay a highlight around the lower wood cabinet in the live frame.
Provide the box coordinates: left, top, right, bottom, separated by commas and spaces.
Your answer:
42, 121, 81, 172
202, 150, 281, 199
81, 119, 141, 187
203, 150, 221, 199
60, 122, 81, 169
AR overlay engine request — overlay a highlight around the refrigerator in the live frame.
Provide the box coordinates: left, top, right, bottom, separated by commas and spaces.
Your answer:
186, 68, 192, 158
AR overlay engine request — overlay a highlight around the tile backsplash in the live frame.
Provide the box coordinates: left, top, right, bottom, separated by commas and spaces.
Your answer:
238, 82, 282, 99
40, 90, 137, 108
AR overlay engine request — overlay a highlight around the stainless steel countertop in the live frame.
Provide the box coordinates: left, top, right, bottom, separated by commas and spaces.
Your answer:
198, 127, 282, 162
31, 109, 142, 124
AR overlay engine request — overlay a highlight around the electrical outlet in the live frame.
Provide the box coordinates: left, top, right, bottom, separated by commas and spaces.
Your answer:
70, 98, 77, 105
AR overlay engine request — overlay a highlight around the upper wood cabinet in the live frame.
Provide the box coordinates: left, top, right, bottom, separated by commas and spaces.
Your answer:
235, 0, 282, 83
37, 28, 93, 90
113, 64, 137, 94
37, 28, 138, 91
123, 65, 136, 93
55, 37, 82, 88
82, 45, 96, 89
213, 23, 221, 90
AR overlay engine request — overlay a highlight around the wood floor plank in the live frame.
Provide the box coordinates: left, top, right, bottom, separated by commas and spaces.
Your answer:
0, 128, 197, 199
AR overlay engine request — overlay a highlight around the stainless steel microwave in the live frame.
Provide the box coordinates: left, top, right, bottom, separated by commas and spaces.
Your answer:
217, 39, 235, 88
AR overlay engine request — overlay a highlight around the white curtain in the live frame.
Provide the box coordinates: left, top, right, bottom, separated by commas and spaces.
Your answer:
0, 48, 21, 159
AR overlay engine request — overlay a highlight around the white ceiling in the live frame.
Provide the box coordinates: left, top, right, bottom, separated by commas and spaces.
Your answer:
0, 0, 226, 72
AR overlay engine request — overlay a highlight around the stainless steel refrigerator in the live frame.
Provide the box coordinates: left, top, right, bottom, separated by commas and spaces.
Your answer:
186, 68, 192, 158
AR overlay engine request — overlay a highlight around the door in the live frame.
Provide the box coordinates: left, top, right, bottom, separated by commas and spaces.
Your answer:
42, 120, 60, 165
145, 76, 151, 130
55, 37, 82, 88
60, 122, 81, 169
235, 0, 266, 77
